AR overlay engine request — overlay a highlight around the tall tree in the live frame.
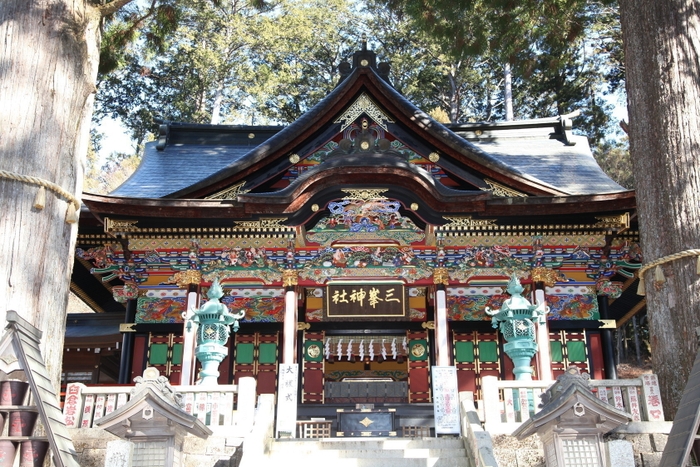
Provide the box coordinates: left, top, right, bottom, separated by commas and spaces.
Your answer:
245, 0, 361, 122
364, 0, 508, 123
0, 0, 102, 391
0, 0, 264, 392
96, 0, 264, 143
384, 0, 622, 146
619, 0, 700, 417
96, 0, 360, 140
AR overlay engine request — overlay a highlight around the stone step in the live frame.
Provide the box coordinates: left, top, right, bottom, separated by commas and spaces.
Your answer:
268, 447, 467, 458
261, 456, 470, 467
264, 438, 471, 467
271, 437, 464, 451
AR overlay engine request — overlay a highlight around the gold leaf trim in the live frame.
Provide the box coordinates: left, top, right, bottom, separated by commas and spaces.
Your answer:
105, 217, 139, 234
282, 269, 299, 287
334, 93, 394, 132
480, 179, 528, 198
233, 218, 294, 231
594, 212, 630, 230
167, 270, 202, 288
340, 188, 389, 201
432, 267, 449, 286
205, 181, 249, 200
530, 267, 565, 287
440, 216, 497, 229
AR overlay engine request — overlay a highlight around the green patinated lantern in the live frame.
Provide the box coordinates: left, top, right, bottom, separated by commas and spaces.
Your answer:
485, 274, 549, 380
187, 278, 245, 385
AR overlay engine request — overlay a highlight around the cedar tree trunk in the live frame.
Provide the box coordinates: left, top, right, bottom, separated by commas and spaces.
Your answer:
0, 1, 102, 391
620, 0, 700, 418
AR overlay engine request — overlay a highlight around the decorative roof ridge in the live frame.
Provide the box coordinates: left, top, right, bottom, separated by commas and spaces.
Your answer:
144, 48, 573, 199
239, 152, 488, 203
446, 110, 580, 132
337, 35, 392, 86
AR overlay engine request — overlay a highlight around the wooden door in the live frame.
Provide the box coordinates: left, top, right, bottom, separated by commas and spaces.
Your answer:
232, 332, 279, 394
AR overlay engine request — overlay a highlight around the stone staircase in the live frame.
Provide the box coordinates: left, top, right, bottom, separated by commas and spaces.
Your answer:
263, 437, 472, 467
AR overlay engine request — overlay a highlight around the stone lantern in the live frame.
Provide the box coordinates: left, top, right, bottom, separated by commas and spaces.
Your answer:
187, 278, 244, 385
485, 274, 549, 380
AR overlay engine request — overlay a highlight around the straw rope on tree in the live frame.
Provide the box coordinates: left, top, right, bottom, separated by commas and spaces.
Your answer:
0, 170, 80, 224
637, 248, 700, 295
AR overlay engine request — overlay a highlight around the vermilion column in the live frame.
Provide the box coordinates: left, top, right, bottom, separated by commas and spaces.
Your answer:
283, 287, 298, 363
180, 283, 200, 385
282, 269, 299, 364
435, 284, 450, 367
534, 288, 553, 381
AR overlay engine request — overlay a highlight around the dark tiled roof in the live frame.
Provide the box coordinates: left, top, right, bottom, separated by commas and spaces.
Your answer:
109, 124, 282, 198
110, 143, 251, 197
466, 132, 626, 195
107, 63, 627, 199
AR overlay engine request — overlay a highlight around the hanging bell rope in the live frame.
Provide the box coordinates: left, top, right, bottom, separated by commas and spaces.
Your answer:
637, 248, 700, 295
0, 170, 81, 224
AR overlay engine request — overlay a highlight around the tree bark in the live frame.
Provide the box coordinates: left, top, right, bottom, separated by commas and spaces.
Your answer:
619, 0, 700, 418
504, 62, 513, 121
0, 1, 102, 391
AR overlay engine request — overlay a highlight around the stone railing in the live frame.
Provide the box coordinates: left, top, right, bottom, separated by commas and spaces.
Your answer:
480, 374, 670, 435
459, 391, 499, 467
62, 377, 257, 432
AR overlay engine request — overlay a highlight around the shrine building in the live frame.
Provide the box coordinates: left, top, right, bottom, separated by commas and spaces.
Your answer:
69, 45, 643, 424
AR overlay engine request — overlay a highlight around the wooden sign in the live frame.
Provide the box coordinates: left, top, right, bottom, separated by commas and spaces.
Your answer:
325, 281, 407, 321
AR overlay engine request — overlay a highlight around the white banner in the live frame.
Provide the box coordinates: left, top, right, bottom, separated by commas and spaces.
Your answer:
275, 363, 299, 437
431, 366, 461, 435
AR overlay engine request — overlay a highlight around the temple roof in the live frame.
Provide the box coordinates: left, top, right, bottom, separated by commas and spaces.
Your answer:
105, 51, 627, 201
452, 120, 625, 195
109, 125, 282, 198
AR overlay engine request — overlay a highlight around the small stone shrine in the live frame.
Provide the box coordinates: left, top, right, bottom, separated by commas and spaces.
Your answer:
513, 366, 632, 467
95, 367, 211, 467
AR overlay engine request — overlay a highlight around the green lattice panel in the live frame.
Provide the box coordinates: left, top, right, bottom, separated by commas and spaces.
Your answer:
149, 343, 168, 365
478, 341, 498, 363
171, 343, 183, 365
550, 341, 564, 362
455, 341, 475, 363
236, 343, 255, 364
258, 343, 278, 364
567, 341, 587, 362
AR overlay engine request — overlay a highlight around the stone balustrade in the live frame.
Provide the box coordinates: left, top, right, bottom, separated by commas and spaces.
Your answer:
480, 373, 671, 435
62, 378, 257, 433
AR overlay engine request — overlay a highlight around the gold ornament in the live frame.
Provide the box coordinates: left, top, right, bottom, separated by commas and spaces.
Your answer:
530, 267, 565, 287
282, 269, 299, 287
432, 267, 450, 286
170, 270, 202, 288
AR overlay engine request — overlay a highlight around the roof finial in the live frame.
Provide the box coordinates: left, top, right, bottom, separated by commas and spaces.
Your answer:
361, 33, 367, 51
